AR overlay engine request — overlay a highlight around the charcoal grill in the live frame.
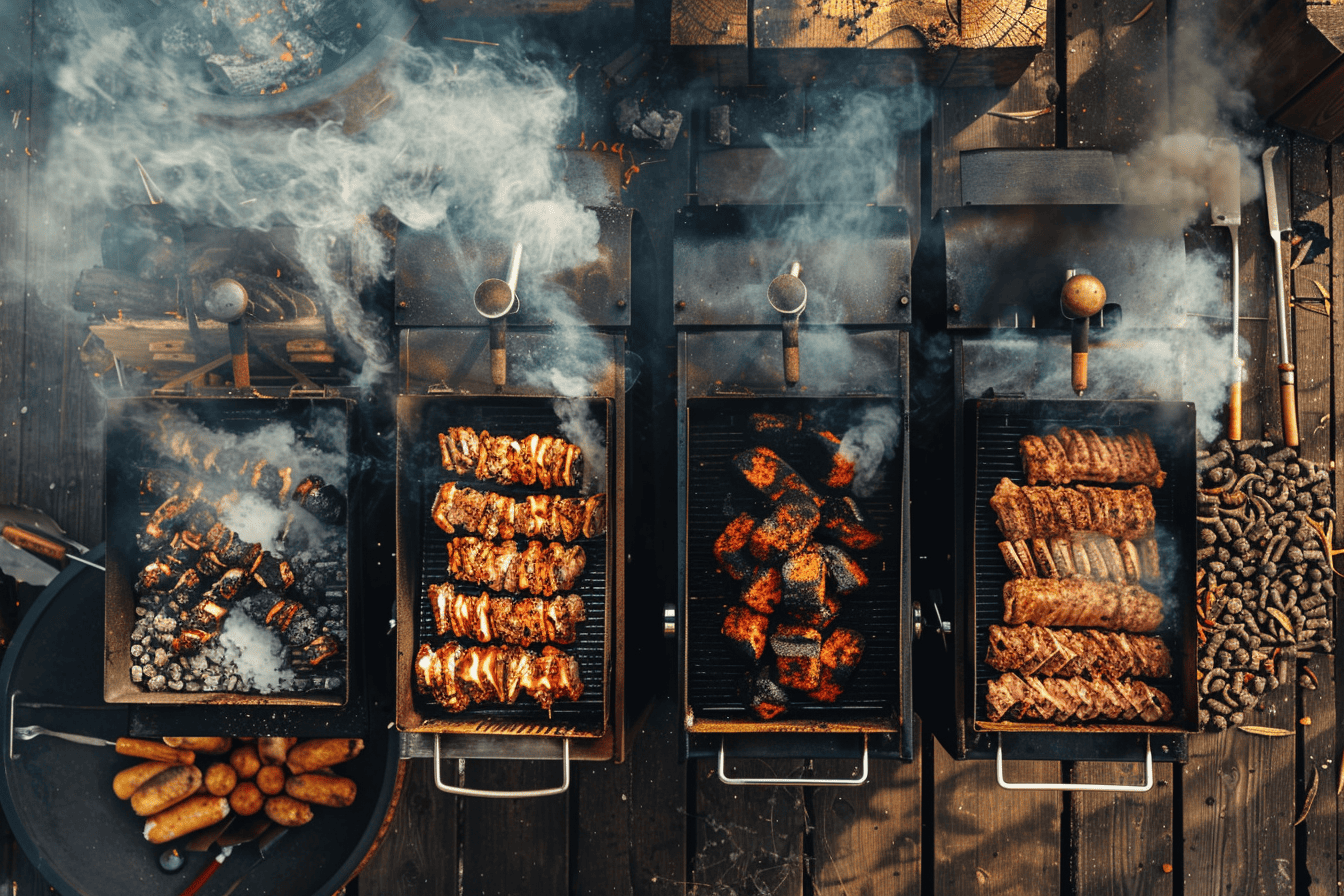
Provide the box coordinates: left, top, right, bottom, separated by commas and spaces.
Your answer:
674, 203, 915, 778
393, 175, 648, 793
104, 396, 356, 709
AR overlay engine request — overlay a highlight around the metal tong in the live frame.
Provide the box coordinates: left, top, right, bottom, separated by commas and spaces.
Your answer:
1263, 146, 1299, 446
1209, 138, 1243, 440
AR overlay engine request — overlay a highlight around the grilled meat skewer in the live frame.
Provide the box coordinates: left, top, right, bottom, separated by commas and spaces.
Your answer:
991, 478, 1156, 541
986, 672, 1173, 723
998, 534, 1161, 583
428, 583, 586, 645
439, 427, 584, 489
445, 537, 585, 597
1002, 578, 1164, 632
986, 624, 1172, 678
1020, 428, 1166, 487
431, 482, 607, 542
414, 641, 584, 712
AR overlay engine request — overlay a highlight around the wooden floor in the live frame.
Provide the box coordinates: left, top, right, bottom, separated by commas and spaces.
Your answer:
2, 0, 1342, 894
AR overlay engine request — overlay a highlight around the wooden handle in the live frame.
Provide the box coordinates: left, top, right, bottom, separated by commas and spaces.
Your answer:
1, 525, 65, 561
490, 321, 506, 387
179, 854, 224, 896
1280, 363, 1299, 447
1228, 381, 1243, 441
1071, 352, 1087, 394
783, 317, 800, 386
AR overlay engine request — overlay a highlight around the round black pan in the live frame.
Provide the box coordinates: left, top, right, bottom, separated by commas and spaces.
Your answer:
0, 546, 402, 896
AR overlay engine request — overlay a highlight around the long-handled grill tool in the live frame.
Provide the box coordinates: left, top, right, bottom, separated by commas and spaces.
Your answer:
1060, 271, 1107, 396
203, 278, 253, 389
767, 262, 807, 386
1209, 138, 1243, 439
474, 242, 523, 388
0, 504, 103, 586
1262, 145, 1299, 446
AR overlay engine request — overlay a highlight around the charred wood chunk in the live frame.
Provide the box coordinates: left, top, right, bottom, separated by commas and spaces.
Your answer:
771, 624, 824, 692
744, 667, 789, 720
818, 544, 868, 594
293, 475, 346, 525
722, 605, 770, 663
714, 513, 760, 581
820, 496, 882, 550
750, 494, 820, 561
739, 566, 783, 615
780, 548, 837, 628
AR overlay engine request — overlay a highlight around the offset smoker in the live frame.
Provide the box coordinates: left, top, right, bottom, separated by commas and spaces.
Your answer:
393, 154, 651, 793
674, 203, 915, 777
935, 150, 1202, 777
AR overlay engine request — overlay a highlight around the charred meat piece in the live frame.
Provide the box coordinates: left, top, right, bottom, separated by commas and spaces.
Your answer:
818, 544, 868, 594
415, 641, 584, 712
745, 667, 790, 720
820, 496, 882, 550
714, 513, 760, 581
750, 494, 821, 561
986, 672, 1173, 723
991, 479, 1155, 541
1002, 578, 1164, 632
986, 624, 1172, 678
1021, 427, 1165, 488
740, 566, 784, 615
427, 582, 586, 645
445, 537, 586, 597
722, 605, 771, 663
771, 624, 824, 691
439, 428, 585, 490
432, 482, 607, 542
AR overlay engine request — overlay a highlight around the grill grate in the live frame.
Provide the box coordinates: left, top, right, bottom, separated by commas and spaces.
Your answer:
969, 400, 1197, 732
685, 398, 904, 724
403, 397, 609, 732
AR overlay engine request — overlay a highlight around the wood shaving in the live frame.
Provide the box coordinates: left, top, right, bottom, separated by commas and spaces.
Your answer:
1295, 767, 1320, 825
1238, 725, 1293, 736
1124, 1, 1154, 24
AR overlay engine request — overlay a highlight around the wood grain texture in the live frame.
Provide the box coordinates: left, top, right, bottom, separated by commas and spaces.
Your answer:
1299, 653, 1336, 896
1070, 761, 1175, 896
931, 735, 1062, 895
460, 760, 570, 896
671, 0, 749, 46
752, 0, 946, 50
1064, 0, 1168, 151
811, 726, 921, 895
356, 760, 459, 896
692, 758, 807, 896
1180, 679, 1297, 896
1288, 136, 1332, 453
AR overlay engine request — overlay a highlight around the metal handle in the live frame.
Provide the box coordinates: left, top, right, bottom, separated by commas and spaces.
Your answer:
432, 736, 570, 798
717, 736, 868, 787
995, 739, 1154, 792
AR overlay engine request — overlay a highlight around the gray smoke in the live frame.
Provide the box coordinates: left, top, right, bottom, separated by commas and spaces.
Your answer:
553, 398, 606, 495
839, 404, 902, 498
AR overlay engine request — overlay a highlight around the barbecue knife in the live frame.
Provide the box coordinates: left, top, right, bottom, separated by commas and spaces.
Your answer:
0, 504, 103, 584
1209, 138, 1243, 440
1263, 145, 1299, 447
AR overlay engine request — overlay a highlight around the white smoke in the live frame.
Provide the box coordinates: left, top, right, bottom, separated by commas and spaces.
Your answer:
839, 404, 901, 497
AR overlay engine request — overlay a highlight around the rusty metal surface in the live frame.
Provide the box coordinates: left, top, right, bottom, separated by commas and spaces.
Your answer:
680, 329, 905, 397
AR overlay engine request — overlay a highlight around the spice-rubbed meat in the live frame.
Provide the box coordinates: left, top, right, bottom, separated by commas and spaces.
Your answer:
1002, 578, 1164, 631
998, 535, 1161, 583
445, 537, 585, 596
414, 641, 584, 712
986, 672, 1173, 723
439, 427, 584, 489
428, 583, 585, 646
986, 624, 1172, 678
1021, 427, 1166, 488
991, 479, 1155, 541
431, 482, 607, 542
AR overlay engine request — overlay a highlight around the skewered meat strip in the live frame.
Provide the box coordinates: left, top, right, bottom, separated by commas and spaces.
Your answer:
414, 641, 584, 712
428, 583, 586, 645
991, 479, 1155, 541
998, 535, 1162, 583
439, 427, 584, 489
1021, 427, 1166, 488
1002, 578, 1164, 632
986, 624, 1172, 678
986, 672, 1173, 723
431, 482, 607, 542
445, 537, 585, 597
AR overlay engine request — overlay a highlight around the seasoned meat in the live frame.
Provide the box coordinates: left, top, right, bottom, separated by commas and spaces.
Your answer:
986, 672, 1173, 723
1020, 427, 1165, 488
998, 535, 1158, 584
438, 428, 584, 489
986, 624, 1172, 678
445, 537, 585, 596
1001, 578, 1164, 632
991, 479, 1155, 541
427, 582, 586, 645
414, 641, 584, 712
432, 482, 606, 542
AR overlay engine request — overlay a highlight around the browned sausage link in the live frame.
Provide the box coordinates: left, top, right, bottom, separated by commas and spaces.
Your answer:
113, 761, 172, 801
131, 764, 203, 817
116, 737, 195, 766
143, 795, 231, 844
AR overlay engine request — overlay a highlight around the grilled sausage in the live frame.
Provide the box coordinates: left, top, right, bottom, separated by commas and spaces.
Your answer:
131, 764, 203, 816
116, 738, 194, 766
229, 744, 262, 780
285, 738, 363, 774
257, 737, 297, 766
113, 761, 172, 801
264, 795, 313, 827
143, 795, 231, 844
163, 736, 232, 754
255, 765, 287, 796
229, 781, 264, 816
284, 773, 357, 808
204, 762, 238, 797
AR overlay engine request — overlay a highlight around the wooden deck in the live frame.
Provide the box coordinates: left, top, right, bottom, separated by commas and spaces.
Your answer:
1, 0, 1342, 894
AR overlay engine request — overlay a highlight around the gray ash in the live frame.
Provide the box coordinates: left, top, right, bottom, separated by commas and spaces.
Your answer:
1195, 440, 1335, 730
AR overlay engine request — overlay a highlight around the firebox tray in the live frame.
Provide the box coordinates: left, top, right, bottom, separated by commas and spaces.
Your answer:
396, 396, 610, 737
968, 399, 1198, 735
684, 397, 905, 732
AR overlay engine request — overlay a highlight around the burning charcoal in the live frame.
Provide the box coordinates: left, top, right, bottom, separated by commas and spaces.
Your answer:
750, 494, 820, 561
293, 475, 346, 526
821, 496, 882, 550
818, 544, 868, 594
740, 566, 783, 615
722, 605, 770, 663
713, 513, 760, 580
771, 624, 824, 691
780, 548, 834, 625
744, 668, 789, 720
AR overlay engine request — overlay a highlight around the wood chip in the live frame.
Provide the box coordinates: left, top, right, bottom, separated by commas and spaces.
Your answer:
1295, 767, 1320, 825
1124, 1, 1154, 24
986, 107, 1052, 122
1310, 278, 1331, 300
1338, 748, 1344, 795
1266, 606, 1295, 635
1239, 725, 1293, 736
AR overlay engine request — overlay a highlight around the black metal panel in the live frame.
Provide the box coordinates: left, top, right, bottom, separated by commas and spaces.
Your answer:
681, 329, 904, 397
958, 332, 1188, 403
394, 206, 640, 328
943, 205, 1187, 330
672, 205, 911, 327
959, 149, 1122, 206
697, 147, 911, 208
965, 399, 1199, 746
399, 329, 627, 398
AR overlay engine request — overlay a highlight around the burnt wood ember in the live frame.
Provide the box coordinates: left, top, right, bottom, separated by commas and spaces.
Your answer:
1195, 440, 1336, 730
427, 582, 586, 646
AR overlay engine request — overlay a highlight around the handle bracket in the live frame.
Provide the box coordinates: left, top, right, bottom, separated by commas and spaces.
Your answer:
432, 736, 570, 798
717, 735, 868, 787
995, 738, 1153, 792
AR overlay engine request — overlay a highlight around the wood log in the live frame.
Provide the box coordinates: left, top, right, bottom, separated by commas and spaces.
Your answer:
72, 268, 173, 317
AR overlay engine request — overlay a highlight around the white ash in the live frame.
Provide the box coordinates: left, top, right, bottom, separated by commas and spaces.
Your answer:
211, 612, 296, 694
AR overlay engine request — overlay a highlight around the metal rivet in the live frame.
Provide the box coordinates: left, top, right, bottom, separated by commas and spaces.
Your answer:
952, 303, 961, 313
899, 296, 909, 306
616, 299, 627, 308
676, 301, 687, 310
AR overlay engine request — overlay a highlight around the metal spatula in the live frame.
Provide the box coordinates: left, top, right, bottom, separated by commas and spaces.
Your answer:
1209, 138, 1243, 439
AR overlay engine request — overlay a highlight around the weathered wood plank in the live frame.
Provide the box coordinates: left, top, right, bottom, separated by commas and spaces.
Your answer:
460, 760, 570, 896
1065, 0, 1168, 151
1180, 680, 1297, 896
1070, 761, 1175, 896
671, 0, 749, 46
355, 760, 459, 896
692, 757, 807, 896
931, 735, 1061, 895
1299, 652, 1336, 896
1289, 135, 1333, 452
811, 723, 921, 895
572, 695, 687, 895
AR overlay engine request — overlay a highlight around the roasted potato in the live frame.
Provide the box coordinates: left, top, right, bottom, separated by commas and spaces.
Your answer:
204, 762, 238, 797
257, 737, 297, 766
229, 781, 264, 816
255, 765, 287, 796
229, 744, 262, 780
